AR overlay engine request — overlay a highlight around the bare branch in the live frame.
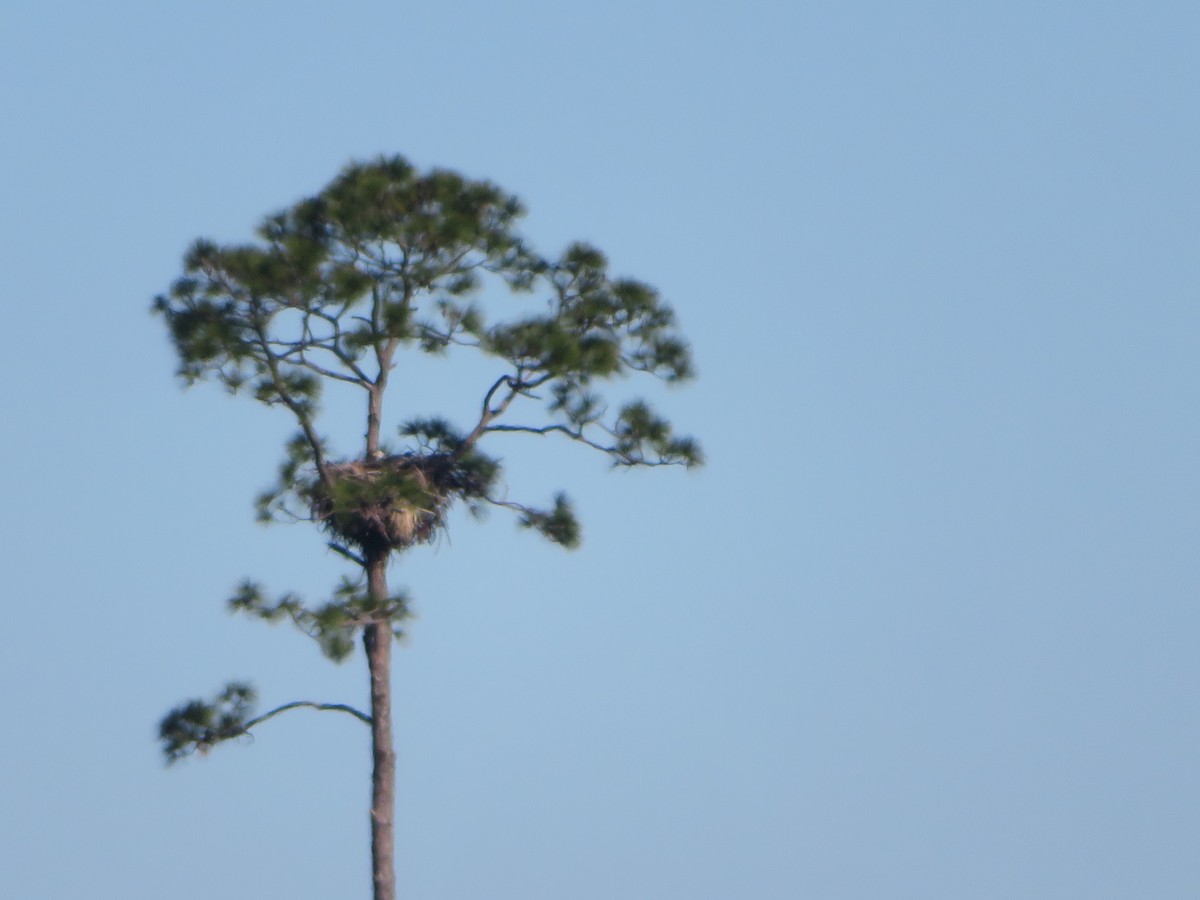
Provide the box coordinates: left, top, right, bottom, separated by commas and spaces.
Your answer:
244, 700, 372, 730
295, 353, 373, 387
481, 495, 540, 516
329, 542, 367, 567
482, 372, 518, 415
483, 422, 693, 467
484, 422, 613, 454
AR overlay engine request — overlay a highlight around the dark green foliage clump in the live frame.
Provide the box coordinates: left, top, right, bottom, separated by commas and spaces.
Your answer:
516, 492, 582, 549
159, 682, 256, 763
227, 578, 410, 663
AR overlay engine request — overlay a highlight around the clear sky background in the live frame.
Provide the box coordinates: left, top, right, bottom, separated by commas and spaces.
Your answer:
1, 2, 1197, 898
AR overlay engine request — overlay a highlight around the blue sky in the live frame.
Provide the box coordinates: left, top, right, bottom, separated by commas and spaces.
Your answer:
2, 2, 1197, 898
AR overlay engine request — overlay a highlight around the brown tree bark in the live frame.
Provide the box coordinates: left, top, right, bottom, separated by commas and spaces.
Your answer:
365, 555, 397, 900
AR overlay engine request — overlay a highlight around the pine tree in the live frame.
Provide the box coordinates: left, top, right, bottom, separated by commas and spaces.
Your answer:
154, 155, 700, 900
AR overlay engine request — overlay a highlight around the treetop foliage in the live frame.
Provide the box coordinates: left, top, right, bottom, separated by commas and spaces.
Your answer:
154, 153, 700, 560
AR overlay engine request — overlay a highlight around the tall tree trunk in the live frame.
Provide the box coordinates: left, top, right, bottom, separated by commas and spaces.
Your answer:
365, 555, 396, 900
366, 383, 383, 457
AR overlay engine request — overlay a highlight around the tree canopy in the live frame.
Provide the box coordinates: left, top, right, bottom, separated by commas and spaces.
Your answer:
155, 156, 698, 562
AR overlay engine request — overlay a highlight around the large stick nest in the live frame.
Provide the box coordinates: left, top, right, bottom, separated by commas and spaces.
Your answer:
309, 453, 467, 553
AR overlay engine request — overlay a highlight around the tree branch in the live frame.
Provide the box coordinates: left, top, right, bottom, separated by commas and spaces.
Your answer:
484, 422, 613, 453
458, 371, 554, 453
245, 700, 373, 731
295, 352, 373, 387
483, 422, 693, 467
329, 542, 367, 567
311, 307, 372, 382
249, 316, 331, 483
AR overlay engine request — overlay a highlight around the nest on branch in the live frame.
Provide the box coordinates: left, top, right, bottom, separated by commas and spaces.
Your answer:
309, 453, 466, 553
